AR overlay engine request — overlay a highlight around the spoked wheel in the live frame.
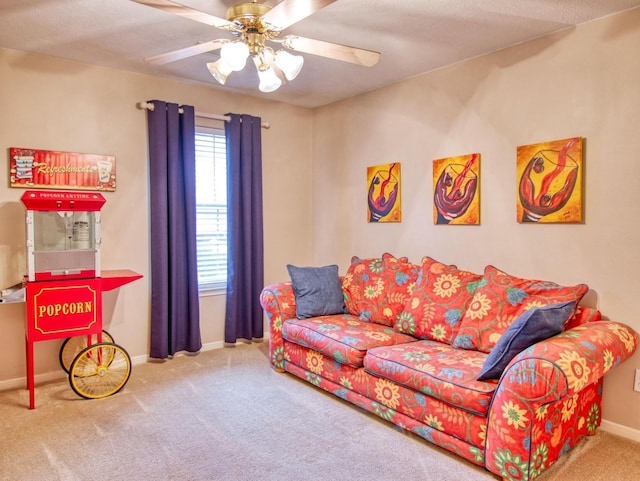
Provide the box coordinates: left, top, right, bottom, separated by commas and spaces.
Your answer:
68, 342, 132, 400
59, 331, 114, 373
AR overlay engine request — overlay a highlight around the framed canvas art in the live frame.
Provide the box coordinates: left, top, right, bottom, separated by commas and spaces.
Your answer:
516, 137, 582, 223
433, 153, 480, 225
367, 162, 401, 222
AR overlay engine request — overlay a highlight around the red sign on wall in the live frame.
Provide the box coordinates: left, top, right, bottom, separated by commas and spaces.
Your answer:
9, 147, 116, 191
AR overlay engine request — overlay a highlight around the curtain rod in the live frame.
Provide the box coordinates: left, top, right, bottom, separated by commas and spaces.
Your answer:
137, 101, 270, 129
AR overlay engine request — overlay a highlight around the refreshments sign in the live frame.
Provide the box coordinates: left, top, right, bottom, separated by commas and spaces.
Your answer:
9, 147, 116, 191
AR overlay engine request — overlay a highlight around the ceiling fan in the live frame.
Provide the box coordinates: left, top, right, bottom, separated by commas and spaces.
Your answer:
132, 0, 381, 92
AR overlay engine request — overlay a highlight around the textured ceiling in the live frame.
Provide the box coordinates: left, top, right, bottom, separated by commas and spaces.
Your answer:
1, 0, 639, 108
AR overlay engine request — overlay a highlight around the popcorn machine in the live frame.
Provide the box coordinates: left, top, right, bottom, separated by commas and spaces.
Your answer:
23, 190, 104, 281
18, 190, 142, 409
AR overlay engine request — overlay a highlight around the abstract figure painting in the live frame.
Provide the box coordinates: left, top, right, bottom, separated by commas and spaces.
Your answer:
367, 162, 401, 222
433, 153, 480, 225
517, 137, 583, 223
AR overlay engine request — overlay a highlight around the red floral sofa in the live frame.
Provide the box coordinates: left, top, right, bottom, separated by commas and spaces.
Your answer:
259, 254, 638, 481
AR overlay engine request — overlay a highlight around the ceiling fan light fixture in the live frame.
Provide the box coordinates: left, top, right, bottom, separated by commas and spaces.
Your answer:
274, 50, 304, 81
207, 59, 233, 85
220, 41, 250, 71
257, 65, 282, 93
136, 0, 381, 94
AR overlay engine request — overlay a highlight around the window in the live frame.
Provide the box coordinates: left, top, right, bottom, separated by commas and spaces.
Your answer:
195, 127, 227, 292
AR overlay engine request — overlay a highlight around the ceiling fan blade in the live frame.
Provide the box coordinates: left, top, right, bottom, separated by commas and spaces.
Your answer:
261, 0, 337, 31
130, 0, 233, 29
282, 35, 380, 67
145, 40, 225, 65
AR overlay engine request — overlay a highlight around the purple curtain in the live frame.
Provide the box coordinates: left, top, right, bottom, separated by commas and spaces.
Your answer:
147, 100, 201, 358
224, 114, 264, 344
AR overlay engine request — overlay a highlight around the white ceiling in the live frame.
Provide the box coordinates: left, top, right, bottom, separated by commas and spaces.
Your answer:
1, 0, 639, 108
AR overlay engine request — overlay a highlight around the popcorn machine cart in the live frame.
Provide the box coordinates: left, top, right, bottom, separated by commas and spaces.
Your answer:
18, 190, 142, 409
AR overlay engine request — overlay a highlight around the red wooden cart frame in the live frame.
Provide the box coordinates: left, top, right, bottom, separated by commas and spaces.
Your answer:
25, 269, 142, 409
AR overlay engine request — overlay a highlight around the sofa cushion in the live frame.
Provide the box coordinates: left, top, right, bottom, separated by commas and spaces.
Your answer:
342, 253, 420, 327
395, 258, 482, 344
477, 301, 575, 380
282, 314, 417, 368
364, 340, 497, 416
286, 264, 345, 319
452, 266, 588, 353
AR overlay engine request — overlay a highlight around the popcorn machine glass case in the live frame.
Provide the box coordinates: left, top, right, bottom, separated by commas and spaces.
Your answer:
21, 190, 105, 282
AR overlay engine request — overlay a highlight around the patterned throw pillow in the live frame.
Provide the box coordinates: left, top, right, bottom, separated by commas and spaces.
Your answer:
395, 258, 482, 343
564, 305, 602, 330
342, 253, 419, 326
452, 265, 588, 353
419, 255, 457, 270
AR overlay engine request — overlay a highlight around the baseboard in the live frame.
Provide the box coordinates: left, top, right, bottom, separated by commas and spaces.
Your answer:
600, 419, 640, 443
201, 340, 225, 351
0, 370, 67, 392
0, 341, 225, 392
125, 341, 225, 365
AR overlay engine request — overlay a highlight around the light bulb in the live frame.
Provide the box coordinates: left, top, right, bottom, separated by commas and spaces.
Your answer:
257, 66, 282, 93
207, 59, 233, 85
220, 41, 250, 71
274, 50, 304, 80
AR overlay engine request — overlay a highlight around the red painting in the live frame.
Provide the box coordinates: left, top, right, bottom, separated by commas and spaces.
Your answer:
367, 162, 401, 222
433, 153, 480, 225
516, 137, 582, 223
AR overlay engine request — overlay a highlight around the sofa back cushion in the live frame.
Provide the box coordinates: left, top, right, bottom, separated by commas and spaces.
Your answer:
395, 257, 482, 343
342, 253, 420, 327
452, 265, 588, 353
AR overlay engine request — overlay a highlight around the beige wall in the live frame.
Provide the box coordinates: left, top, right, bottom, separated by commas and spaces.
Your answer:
0, 47, 314, 385
312, 9, 640, 431
1, 7, 639, 435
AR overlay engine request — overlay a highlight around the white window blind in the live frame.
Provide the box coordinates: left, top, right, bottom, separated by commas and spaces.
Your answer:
195, 127, 227, 291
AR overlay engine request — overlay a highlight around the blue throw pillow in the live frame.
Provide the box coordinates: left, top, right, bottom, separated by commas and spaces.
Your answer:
287, 264, 345, 319
477, 301, 575, 380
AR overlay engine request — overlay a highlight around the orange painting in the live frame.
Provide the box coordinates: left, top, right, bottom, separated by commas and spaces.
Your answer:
367, 162, 401, 222
433, 153, 480, 225
516, 137, 583, 223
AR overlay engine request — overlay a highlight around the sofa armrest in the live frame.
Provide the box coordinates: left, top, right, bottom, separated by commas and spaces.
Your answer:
485, 320, 638, 480
503, 320, 637, 398
259, 282, 297, 370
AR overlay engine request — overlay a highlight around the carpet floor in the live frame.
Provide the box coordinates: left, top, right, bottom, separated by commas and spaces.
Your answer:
0, 342, 639, 481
